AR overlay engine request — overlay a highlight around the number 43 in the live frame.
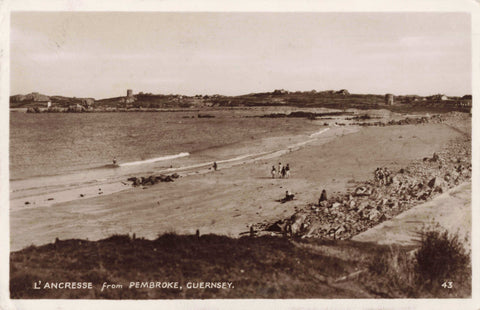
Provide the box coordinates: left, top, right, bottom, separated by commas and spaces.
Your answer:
442, 281, 453, 289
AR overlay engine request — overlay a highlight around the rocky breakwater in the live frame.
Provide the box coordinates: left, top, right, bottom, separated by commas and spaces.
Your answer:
253, 137, 471, 240
127, 173, 180, 187
351, 114, 444, 127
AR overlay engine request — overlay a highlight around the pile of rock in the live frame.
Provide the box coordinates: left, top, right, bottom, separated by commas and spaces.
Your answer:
254, 136, 471, 240
127, 173, 180, 186
26, 107, 42, 113
352, 115, 444, 127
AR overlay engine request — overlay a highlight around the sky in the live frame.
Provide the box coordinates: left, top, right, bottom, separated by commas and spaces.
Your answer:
10, 12, 471, 99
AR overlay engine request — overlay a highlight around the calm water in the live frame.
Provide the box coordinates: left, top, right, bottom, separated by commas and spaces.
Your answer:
10, 111, 319, 180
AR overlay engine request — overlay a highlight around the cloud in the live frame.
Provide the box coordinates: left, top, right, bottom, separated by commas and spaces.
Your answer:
10, 12, 471, 98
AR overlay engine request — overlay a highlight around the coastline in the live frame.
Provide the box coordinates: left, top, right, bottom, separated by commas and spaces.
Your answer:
9, 125, 344, 211
9, 120, 467, 251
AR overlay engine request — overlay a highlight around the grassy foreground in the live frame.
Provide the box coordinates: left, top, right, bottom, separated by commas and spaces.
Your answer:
10, 230, 470, 299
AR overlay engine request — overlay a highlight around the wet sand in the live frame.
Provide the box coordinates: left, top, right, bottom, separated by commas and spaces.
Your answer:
10, 122, 468, 251
9, 126, 338, 209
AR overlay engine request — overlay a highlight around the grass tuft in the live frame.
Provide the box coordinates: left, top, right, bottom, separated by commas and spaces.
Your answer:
414, 227, 470, 291
364, 225, 470, 298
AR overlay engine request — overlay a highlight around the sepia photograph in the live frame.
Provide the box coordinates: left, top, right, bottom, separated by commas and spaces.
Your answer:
1, 1, 479, 309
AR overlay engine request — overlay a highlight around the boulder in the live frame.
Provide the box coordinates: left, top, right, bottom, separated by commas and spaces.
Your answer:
331, 202, 342, 210
358, 209, 368, 220
444, 174, 451, 182
128, 173, 178, 186
157, 174, 174, 182
417, 191, 430, 201
335, 225, 346, 235
357, 201, 370, 212
354, 186, 371, 196
127, 177, 142, 186
433, 186, 444, 194
266, 220, 288, 232
385, 199, 395, 208
390, 175, 401, 187
289, 213, 307, 235
427, 177, 447, 192
368, 209, 382, 221
319, 201, 330, 208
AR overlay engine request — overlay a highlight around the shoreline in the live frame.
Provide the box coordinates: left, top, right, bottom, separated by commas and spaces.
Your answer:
254, 132, 471, 242
9, 116, 470, 252
10, 125, 347, 212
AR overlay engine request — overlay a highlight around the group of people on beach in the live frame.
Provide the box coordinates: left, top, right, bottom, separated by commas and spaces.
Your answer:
374, 167, 392, 185
271, 162, 290, 179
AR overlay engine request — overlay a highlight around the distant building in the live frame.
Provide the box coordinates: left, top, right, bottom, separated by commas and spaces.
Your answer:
81, 98, 95, 107
273, 89, 289, 95
336, 89, 350, 96
404, 95, 421, 102
68, 104, 85, 112
125, 89, 135, 104
321, 90, 335, 94
385, 93, 394, 105
32, 100, 50, 108
428, 94, 448, 101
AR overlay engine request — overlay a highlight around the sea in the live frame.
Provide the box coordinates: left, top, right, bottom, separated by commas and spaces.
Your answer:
10, 110, 324, 202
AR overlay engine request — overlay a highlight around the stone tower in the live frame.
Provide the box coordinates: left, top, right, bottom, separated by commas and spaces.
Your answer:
125, 89, 135, 105
385, 93, 394, 105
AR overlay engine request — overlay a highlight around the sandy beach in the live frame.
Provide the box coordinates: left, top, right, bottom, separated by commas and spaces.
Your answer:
6, 11, 475, 302
10, 120, 468, 251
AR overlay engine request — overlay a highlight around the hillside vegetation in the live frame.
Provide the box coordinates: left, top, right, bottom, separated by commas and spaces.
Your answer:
11, 90, 472, 113
10, 229, 470, 299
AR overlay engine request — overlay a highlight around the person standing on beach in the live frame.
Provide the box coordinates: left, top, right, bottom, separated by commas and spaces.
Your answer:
378, 168, 384, 185
112, 157, 117, 165
319, 189, 327, 205
383, 167, 391, 185
271, 166, 276, 178
285, 164, 290, 178
213, 162, 218, 171
278, 162, 283, 178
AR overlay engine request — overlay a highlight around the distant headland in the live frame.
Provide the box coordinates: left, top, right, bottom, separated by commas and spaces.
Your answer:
10, 89, 472, 113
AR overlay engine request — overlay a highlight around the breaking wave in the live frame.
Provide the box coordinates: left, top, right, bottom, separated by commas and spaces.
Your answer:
119, 152, 190, 167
